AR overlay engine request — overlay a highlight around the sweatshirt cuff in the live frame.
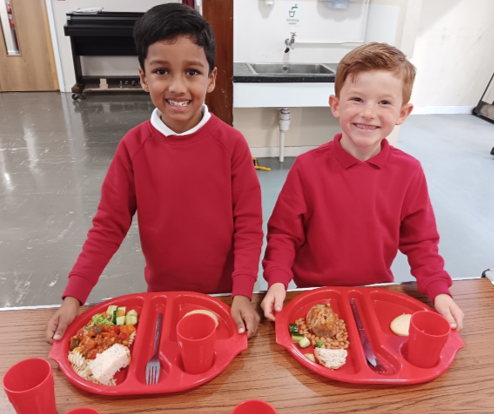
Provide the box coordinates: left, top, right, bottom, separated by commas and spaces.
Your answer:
423, 280, 452, 303
62, 274, 95, 305
232, 274, 257, 300
266, 269, 292, 290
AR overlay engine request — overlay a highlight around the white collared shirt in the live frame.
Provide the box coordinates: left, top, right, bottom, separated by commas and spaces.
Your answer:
150, 104, 211, 136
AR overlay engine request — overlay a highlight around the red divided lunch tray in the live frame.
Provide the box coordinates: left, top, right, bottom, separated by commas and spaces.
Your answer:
276, 287, 465, 384
49, 292, 247, 395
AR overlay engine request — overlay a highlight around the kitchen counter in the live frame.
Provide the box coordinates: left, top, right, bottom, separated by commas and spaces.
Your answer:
233, 62, 337, 83
1, 279, 493, 413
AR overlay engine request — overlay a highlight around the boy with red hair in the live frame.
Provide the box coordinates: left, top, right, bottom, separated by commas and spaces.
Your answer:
262, 43, 464, 330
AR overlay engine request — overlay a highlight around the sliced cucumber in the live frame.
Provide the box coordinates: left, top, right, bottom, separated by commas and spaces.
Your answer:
125, 309, 138, 325
298, 337, 311, 348
106, 305, 118, 320
112, 310, 118, 324
117, 306, 126, 317
304, 353, 315, 362
291, 333, 304, 343
289, 324, 299, 334
116, 316, 126, 326
315, 340, 325, 348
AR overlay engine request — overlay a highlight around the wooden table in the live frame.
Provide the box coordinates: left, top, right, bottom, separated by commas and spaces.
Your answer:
1, 279, 493, 414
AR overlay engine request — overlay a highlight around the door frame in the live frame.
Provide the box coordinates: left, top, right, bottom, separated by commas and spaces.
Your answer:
44, 0, 65, 91
203, 0, 233, 126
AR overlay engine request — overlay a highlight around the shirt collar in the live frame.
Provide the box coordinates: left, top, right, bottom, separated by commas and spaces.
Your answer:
331, 133, 390, 169
150, 104, 211, 136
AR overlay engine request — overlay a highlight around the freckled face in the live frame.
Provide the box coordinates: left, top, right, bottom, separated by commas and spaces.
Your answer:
139, 36, 217, 134
329, 70, 413, 160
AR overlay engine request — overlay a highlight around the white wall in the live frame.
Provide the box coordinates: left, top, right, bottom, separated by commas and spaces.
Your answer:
49, 0, 178, 92
410, 0, 494, 109
234, 0, 399, 64
234, 0, 404, 149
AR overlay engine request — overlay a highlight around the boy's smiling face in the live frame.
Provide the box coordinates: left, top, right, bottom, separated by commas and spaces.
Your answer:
139, 35, 217, 134
329, 70, 413, 161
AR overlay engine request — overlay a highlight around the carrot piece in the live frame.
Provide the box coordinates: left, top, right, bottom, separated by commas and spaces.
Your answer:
120, 325, 136, 336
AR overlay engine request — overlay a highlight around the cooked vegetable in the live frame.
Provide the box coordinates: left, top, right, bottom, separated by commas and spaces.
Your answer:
315, 340, 325, 348
106, 305, 118, 318
298, 337, 311, 348
69, 337, 80, 351
119, 324, 136, 337
115, 307, 126, 325
291, 333, 305, 343
125, 310, 138, 326
85, 313, 114, 329
304, 353, 315, 362
289, 324, 299, 334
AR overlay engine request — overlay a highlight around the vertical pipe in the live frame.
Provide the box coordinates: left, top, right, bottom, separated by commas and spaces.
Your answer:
279, 108, 290, 163
279, 132, 285, 163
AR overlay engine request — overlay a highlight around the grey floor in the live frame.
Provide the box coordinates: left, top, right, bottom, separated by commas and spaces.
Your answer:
1, 92, 493, 308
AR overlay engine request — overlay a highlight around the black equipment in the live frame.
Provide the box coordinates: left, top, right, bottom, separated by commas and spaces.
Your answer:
64, 11, 145, 100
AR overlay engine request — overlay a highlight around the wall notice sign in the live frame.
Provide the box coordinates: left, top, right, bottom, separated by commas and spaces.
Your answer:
285, 3, 302, 27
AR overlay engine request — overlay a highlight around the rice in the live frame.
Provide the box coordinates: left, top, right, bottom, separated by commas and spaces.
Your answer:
87, 344, 131, 386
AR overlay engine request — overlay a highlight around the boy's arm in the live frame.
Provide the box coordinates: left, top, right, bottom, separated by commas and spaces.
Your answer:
262, 160, 307, 289
399, 168, 453, 301
62, 139, 137, 304
399, 169, 464, 330
230, 137, 264, 300
229, 136, 263, 337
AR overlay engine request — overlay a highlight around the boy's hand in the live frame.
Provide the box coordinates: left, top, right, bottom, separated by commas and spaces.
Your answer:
231, 295, 260, 339
46, 296, 81, 344
260, 283, 287, 322
434, 294, 464, 331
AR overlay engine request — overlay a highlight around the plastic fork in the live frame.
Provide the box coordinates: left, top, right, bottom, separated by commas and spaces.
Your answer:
146, 312, 163, 385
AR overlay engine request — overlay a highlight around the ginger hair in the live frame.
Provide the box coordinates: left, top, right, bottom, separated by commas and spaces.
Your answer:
335, 42, 416, 105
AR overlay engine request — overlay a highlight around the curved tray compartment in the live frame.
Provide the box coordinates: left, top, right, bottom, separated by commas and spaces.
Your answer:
276, 287, 464, 384
49, 291, 247, 395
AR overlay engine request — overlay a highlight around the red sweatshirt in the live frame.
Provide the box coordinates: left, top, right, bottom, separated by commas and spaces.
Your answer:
263, 134, 452, 302
63, 115, 263, 304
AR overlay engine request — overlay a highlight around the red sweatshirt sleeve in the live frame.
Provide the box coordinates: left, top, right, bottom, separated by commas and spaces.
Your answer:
63, 140, 137, 304
399, 168, 452, 302
262, 159, 307, 289
230, 137, 264, 299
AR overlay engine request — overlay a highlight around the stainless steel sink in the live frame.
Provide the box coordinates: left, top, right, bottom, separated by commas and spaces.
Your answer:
247, 63, 335, 75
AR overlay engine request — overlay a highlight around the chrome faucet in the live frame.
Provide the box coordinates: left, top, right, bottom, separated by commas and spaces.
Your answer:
284, 32, 296, 53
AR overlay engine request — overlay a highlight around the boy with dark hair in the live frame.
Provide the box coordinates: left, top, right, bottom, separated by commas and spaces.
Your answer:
261, 42, 464, 330
47, 3, 262, 343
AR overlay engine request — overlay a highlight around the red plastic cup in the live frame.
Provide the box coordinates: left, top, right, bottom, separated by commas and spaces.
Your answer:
2, 358, 57, 414
407, 310, 451, 368
232, 400, 277, 414
66, 408, 102, 414
177, 313, 216, 374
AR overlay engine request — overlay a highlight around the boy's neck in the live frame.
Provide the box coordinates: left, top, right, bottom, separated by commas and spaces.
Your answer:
339, 134, 383, 162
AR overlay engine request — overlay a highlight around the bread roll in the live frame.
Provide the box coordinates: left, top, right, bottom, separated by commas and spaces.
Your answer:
390, 313, 412, 336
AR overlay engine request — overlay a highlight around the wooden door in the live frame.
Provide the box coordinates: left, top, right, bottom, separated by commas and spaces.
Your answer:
0, 0, 58, 91
203, 0, 233, 126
